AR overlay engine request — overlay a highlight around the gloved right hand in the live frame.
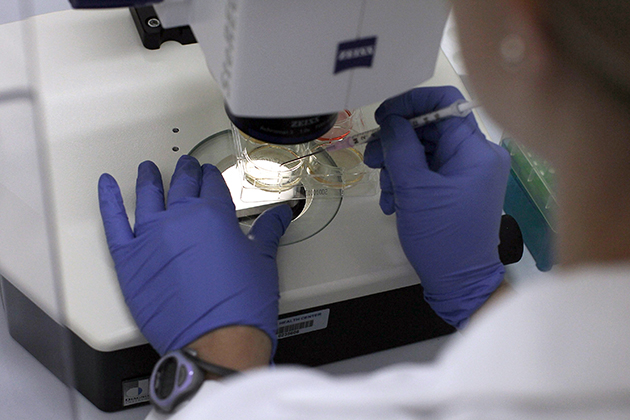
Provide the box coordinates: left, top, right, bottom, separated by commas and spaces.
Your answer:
98, 155, 292, 356
364, 86, 511, 328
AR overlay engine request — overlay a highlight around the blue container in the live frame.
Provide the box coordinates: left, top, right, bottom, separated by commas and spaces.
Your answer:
501, 138, 557, 271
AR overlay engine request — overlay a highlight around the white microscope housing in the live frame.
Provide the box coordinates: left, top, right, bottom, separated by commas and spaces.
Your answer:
149, 0, 451, 143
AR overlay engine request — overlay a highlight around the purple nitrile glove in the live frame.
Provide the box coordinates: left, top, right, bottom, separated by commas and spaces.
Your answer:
98, 155, 292, 355
364, 86, 511, 328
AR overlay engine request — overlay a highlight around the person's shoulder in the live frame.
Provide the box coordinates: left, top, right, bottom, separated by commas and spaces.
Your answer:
503, 263, 630, 324
436, 263, 630, 408
455, 262, 630, 347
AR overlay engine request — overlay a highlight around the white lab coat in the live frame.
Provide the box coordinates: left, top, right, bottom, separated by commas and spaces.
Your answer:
147, 264, 630, 419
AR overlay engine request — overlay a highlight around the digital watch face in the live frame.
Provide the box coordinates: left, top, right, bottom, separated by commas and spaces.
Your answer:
150, 351, 204, 413
153, 356, 177, 399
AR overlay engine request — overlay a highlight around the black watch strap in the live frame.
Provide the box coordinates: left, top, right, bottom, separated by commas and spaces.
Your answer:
181, 347, 240, 378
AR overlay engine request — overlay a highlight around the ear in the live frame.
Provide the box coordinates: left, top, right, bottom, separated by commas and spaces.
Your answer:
452, 0, 561, 146
452, 0, 553, 93
500, 0, 553, 80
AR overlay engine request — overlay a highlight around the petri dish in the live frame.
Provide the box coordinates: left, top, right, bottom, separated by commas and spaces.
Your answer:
307, 146, 365, 188
189, 130, 342, 245
243, 145, 304, 192
317, 109, 353, 142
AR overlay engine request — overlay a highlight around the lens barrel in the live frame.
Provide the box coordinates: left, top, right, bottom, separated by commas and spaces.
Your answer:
225, 104, 338, 145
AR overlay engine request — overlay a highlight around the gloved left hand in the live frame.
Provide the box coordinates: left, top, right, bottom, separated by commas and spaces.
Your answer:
97, 155, 292, 356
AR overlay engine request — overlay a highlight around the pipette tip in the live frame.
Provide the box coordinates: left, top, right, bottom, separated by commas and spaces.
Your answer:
280, 148, 326, 166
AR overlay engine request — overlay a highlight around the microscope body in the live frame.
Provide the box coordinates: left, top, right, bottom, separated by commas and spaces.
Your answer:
74, 0, 452, 142
153, 0, 451, 116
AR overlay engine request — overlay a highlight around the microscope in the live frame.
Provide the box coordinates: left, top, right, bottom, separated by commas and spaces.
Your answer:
0, 0, 466, 412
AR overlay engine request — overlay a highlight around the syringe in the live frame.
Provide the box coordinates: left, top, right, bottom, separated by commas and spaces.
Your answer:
282, 99, 479, 165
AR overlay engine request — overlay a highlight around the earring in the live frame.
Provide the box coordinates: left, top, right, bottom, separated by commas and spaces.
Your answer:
500, 34, 526, 67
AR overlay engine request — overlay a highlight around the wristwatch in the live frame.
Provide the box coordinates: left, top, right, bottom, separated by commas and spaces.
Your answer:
149, 347, 239, 413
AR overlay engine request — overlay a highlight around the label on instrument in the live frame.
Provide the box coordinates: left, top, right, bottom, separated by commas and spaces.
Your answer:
334, 37, 377, 74
277, 309, 330, 339
122, 377, 150, 406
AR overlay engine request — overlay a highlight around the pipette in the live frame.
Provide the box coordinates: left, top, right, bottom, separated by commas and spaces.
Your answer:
282, 99, 479, 165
